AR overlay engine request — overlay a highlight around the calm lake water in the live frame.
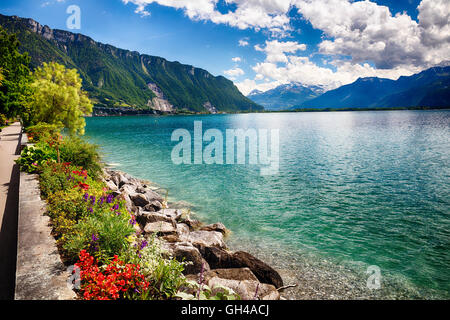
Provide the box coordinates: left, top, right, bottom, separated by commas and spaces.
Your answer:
85, 111, 450, 299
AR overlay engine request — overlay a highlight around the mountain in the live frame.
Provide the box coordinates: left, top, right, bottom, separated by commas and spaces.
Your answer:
247, 83, 324, 110
0, 14, 262, 113
299, 65, 450, 109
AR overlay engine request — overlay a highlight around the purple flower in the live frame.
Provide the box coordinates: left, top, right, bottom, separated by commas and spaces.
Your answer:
98, 196, 105, 206
112, 203, 119, 211
87, 207, 93, 213
89, 195, 96, 205
106, 194, 114, 204
140, 240, 148, 250
91, 233, 99, 242
83, 193, 89, 202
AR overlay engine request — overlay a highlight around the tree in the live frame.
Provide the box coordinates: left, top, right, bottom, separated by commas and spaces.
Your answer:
0, 26, 32, 121
30, 62, 93, 135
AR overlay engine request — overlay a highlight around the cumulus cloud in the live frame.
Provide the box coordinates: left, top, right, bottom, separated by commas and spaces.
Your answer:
122, 0, 294, 35
232, 57, 242, 63
255, 39, 307, 63
238, 38, 250, 47
294, 0, 450, 69
123, 0, 450, 94
223, 67, 245, 80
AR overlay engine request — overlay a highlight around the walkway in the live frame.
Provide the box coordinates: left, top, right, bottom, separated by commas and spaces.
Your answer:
0, 122, 22, 300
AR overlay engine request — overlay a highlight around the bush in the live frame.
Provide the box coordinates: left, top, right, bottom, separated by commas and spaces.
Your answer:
0, 113, 7, 127
25, 123, 62, 144
15, 144, 57, 173
63, 192, 135, 264
59, 135, 103, 178
122, 235, 187, 300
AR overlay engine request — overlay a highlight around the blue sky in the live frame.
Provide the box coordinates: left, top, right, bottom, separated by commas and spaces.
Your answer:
0, 0, 448, 95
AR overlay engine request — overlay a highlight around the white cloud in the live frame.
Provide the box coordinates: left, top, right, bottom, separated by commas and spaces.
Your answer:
122, 0, 450, 94
232, 57, 242, 63
294, 0, 450, 69
223, 67, 245, 80
122, 0, 294, 34
255, 39, 306, 63
238, 39, 250, 47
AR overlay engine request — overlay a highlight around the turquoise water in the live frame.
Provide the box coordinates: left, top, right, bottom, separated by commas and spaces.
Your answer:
85, 111, 450, 298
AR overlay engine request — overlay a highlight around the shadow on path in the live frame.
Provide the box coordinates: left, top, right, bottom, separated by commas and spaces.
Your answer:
0, 128, 22, 300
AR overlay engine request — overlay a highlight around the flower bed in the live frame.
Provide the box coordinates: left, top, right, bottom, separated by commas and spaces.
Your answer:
16, 123, 240, 300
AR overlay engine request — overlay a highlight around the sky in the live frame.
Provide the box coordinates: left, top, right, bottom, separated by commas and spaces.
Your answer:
0, 0, 449, 95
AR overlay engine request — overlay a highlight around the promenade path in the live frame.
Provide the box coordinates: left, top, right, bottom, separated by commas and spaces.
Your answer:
0, 122, 22, 300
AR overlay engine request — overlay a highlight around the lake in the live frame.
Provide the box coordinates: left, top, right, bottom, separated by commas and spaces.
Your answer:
85, 110, 450, 299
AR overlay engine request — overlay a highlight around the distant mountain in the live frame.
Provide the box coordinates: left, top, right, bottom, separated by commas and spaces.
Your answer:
299, 65, 450, 109
247, 83, 324, 110
0, 14, 262, 113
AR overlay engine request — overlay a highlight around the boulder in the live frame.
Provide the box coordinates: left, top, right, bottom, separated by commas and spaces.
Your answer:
120, 184, 137, 197
176, 223, 190, 237
105, 179, 118, 192
207, 278, 280, 300
180, 231, 226, 250
130, 193, 150, 207
201, 268, 258, 283
200, 223, 229, 235
230, 251, 283, 289
172, 242, 210, 275
161, 209, 183, 221
137, 211, 175, 226
143, 200, 163, 212
144, 221, 177, 236
198, 246, 234, 269
183, 217, 203, 231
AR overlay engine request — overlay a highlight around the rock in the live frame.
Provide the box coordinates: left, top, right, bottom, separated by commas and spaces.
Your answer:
230, 251, 283, 289
143, 200, 163, 212
177, 223, 189, 237
130, 193, 150, 207
161, 209, 183, 221
120, 193, 136, 213
198, 246, 234, 269
117, 172, 130, 188
146, 190, 164, 202
172, 242, 210, 275
183, 217, 203, 230
105, 179, 118, 192
120, 184, 137, 197
207, 278, 280, 300
180, 231, 226, 250
200, 223, 229, 235
144, 221, 177, 236
137, 211, 175, 226
201, 268, 258, 283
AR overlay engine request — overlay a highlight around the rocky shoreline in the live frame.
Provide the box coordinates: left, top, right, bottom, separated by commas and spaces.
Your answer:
102, 169, 285, 300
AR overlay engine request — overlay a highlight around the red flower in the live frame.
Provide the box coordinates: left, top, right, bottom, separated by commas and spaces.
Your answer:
74, 250, 150, 300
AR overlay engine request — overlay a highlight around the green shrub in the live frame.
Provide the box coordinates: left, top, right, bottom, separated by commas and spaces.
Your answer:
122, 235, 187, 300
59, 135, 103, 178
0, 113, 7, 127
15, 143, 57, 173
63, 194, 135, 264
25, 123, 62, 144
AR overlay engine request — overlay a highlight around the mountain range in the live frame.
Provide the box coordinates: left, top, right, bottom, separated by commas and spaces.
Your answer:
299, 66, 450, 109
0, 14, 262, 113
247, 83, 325, 111
248, 65, 450, 110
